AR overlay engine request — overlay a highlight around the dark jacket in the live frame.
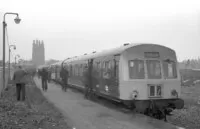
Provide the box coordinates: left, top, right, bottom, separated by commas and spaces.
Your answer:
60, 69, 69, 80
13, 69, 27, 84
41, 69, 48, 80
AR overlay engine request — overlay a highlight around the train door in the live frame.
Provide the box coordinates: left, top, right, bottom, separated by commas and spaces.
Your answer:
113, 55, 120, 88
92, 59, 101, 93
108, 55, 120, 98
99, 55, 120, 98
87, 59, 93, 90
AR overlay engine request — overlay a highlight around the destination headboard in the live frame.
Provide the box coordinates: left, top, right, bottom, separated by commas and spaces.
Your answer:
144, 52, 160, 58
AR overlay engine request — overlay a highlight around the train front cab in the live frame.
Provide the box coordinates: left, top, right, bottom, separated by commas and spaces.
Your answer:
118, 44, 184, 114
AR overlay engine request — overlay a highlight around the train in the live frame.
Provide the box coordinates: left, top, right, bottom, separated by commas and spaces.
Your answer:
39, 43, 184, 121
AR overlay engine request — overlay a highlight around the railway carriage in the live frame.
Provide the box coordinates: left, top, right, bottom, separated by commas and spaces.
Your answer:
61, 43, 184, 119
49, 61, 63, 81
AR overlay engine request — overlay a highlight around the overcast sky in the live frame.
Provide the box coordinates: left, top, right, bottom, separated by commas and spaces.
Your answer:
0, 0, 200, 62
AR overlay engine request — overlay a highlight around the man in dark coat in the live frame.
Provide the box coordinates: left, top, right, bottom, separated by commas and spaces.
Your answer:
41, 68, 48, 91
60, 68, 69, 92
83, 61, 93, 99
12, 65, 27, 101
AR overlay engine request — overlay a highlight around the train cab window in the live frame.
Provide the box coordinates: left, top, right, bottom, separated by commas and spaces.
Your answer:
129, 60, 145, 79
163, 59, 177, 79
146, 60, 161, 79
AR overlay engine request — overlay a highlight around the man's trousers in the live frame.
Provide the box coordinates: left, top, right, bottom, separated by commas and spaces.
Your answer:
42, 79, 48, 91
16, 83, 25, 101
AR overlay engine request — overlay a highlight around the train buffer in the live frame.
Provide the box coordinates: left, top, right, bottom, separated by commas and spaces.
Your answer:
34, 77, 185, 129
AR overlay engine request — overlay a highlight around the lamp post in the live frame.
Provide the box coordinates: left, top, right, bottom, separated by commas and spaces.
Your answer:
15, 55, 20, 65
2, 12, 21, 90
8, 45, 16, 80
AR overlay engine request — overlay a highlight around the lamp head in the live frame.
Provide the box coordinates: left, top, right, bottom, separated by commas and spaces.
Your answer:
14, 16, 21, 24
16, 55, 20, 58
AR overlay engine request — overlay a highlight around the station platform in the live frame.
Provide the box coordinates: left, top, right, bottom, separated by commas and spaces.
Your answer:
34, 77, 184, 129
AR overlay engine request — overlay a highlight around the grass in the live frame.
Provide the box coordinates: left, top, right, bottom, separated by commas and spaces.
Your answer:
0, 77, 71, 129
167, 84, 200, 129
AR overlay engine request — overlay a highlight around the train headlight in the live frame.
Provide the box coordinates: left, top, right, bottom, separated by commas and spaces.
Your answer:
130, 90, 138, 99
171, 89, 178, 98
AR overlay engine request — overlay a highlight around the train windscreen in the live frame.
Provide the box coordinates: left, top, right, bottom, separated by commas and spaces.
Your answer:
128, 60, 145, 79
163, 59, 177, 79
146, 60, 162, 79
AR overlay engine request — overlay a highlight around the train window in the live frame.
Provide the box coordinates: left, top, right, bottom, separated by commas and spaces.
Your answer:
102, 62, 105, 69
70, 65, 73, 76
96, 62, 101, 69
146, 60, 161, 79
75, 64, 79, 76
80, 64, 83, 76
79, 64, 82, 76
163, 60, 177, 79
104, 61, 111, 71
149, 86, 155, 96
129, 60, 145, 79
114, 60, 119, 78
78, 64, 80, 76
148, 85, 162, 97
103, 61, 111, 79
108, 61, 111, 69
76, 65, 79, 76
73, 65, 75, 76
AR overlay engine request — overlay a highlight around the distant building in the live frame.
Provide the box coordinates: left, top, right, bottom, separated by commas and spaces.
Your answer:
32, 39, 45, 66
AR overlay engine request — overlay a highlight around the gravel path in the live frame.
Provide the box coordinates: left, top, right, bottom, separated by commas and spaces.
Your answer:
34, 77, 183, 129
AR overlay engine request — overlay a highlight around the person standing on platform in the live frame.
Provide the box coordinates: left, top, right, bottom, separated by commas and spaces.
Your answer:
12, 65, 27, 101
60, 67, 69, 92
83, 64, 92, 99
47, 68, 51, 83
41, 68, 48, 91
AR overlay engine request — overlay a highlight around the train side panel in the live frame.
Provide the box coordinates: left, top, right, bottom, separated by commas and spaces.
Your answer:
68, 60, 87, 89
66, 55, 121, 100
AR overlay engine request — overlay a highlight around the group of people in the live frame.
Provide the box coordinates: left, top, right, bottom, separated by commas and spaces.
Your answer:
12, 63, 94, 102
38, 66, 69, 92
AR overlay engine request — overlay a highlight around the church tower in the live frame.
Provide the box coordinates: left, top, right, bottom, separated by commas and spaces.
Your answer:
32, 39, 45, 66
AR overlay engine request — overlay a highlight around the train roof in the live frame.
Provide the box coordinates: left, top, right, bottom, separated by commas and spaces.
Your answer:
50, 61, 63, 66
62, 43, 175, 63
37, 65, 49, 69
